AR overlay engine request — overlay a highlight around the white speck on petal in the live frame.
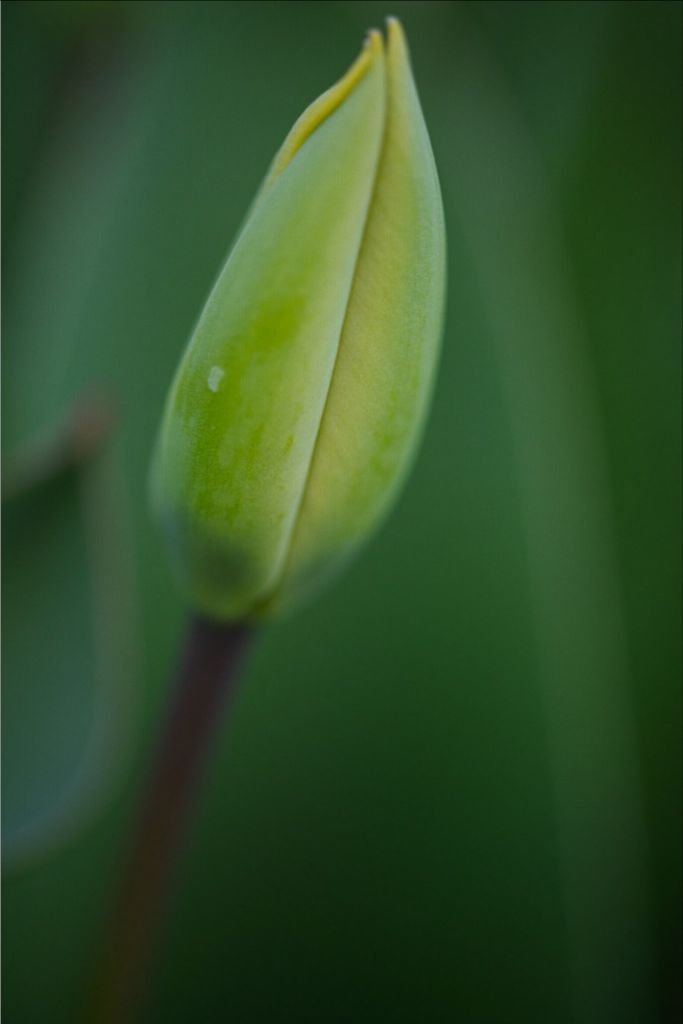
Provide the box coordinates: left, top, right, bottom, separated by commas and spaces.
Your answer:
208, 366, 224, 393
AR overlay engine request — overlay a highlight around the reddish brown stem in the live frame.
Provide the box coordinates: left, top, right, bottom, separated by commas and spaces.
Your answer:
93, 617, 252, 1023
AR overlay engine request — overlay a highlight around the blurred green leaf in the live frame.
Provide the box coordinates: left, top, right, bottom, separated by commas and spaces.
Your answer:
2, 408, 138, 869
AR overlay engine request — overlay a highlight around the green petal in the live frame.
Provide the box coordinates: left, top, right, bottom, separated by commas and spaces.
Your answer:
151, 33, 386, 619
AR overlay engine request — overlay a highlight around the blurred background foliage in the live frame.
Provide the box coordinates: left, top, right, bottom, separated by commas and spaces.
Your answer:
2, 2, 681, 1022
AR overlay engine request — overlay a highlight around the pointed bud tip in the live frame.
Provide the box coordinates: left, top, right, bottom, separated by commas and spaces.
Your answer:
385, 16, 408, 57
364, 28, 383, 55
266, 26, 383, 186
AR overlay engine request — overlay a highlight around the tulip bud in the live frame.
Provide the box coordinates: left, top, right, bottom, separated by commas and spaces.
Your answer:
151, 18, 446, 620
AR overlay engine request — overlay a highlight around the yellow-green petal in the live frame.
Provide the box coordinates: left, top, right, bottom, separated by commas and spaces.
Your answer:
264, 18, 446, 615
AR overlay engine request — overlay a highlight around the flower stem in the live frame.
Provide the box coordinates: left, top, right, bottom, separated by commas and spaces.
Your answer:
92, 616, 252, 1023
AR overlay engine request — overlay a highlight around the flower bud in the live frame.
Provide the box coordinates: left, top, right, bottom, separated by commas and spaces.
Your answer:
151, 19, 446, 620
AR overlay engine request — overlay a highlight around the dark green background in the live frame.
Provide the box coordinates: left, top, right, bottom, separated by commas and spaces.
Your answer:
3, 2, 681, 1022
